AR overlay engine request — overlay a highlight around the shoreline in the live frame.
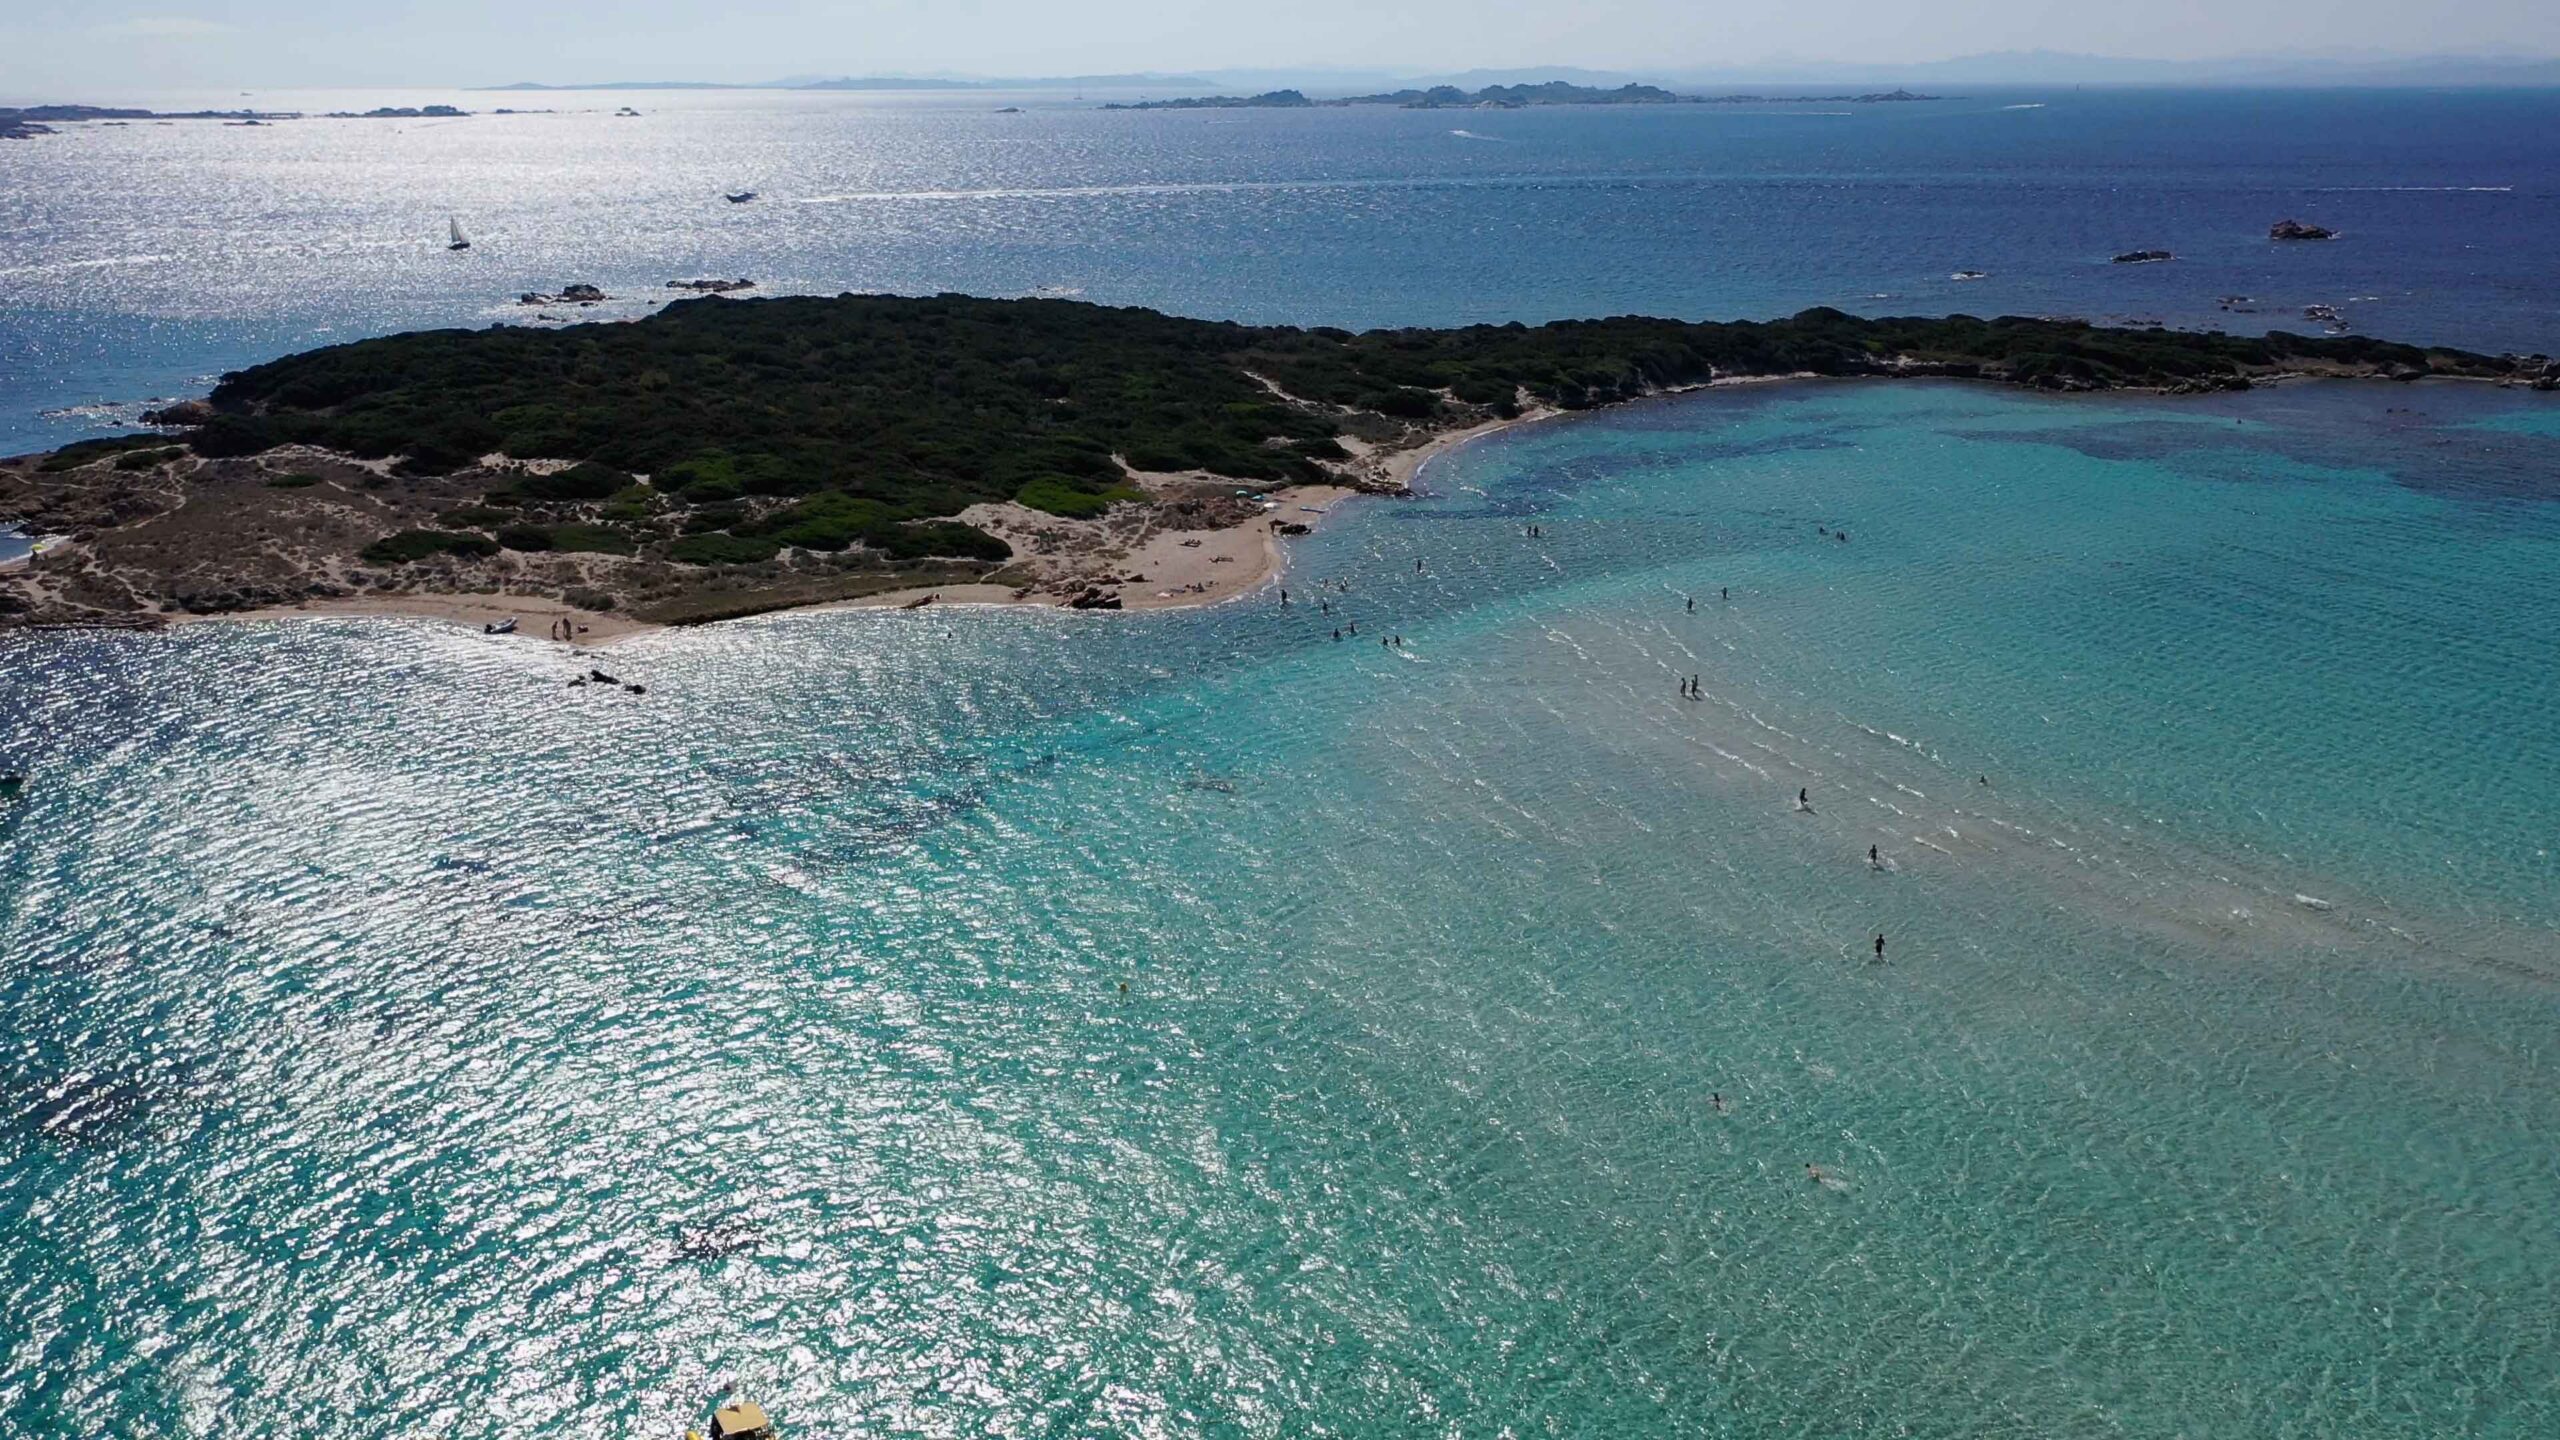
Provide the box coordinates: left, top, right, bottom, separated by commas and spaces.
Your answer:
13, 368, 2552, 646
96, 413, 1563, 644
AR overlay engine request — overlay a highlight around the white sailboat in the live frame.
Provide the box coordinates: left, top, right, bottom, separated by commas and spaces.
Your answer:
447, 215, 471, 252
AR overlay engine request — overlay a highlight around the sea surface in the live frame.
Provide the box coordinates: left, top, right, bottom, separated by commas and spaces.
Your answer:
5, 86, 2560, 1438
3, 86, 2559, 452
4, 377, 2558, 1436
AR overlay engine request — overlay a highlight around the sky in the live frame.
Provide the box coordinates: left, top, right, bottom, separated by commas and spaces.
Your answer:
6, 1, 2560, 94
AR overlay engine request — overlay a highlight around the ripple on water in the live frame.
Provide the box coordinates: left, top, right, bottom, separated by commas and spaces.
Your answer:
2, 381, 2557, 1436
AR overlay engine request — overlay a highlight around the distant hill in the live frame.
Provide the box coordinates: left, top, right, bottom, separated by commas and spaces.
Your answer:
1662, 49, 2560, 88
1105, 82, 1937, 111
480, 73, 1218, 93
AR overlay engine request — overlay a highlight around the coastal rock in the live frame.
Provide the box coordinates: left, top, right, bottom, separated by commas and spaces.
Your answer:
2111, 249, 2174, 264
1065, 586, 1122, 610
517, 283, 608, 306
2269, 219, 2338, 241
141, 399, 217, 427
667, 278, 755, 294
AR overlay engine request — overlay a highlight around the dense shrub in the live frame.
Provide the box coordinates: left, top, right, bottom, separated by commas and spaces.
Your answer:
506, 462, 628, 502
360, 529, 499, 565
547, 523, 638, 555
1017, 477, 1140, 518
39, 434, 173, 472
265, 472, 325, 488
187, 416, 278, 458
186, 293, 2508, 554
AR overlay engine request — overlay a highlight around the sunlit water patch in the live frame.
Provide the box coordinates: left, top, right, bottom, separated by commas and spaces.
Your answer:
2, 380, 2556, 1437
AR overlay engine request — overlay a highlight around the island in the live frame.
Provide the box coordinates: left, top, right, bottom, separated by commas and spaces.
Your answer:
2, 104, 302, 137
1105, 83, 1937, 111
3, 295, 2544, 635
326, 105, 470, 119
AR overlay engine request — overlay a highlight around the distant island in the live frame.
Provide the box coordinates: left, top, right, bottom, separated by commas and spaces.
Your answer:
1105, 83, 1939, 110
3, 295, 2540, 634
2, 104, 301, 137
1, 102, 518, 138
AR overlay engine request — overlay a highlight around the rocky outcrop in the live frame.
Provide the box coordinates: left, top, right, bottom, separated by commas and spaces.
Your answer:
2269, 219, 2338, 241
517, 283, 607, 306
2111, 250, 2174, 264
1064, 586, 1122, 610
140, 399, 217, 427
666, 278, 755, 294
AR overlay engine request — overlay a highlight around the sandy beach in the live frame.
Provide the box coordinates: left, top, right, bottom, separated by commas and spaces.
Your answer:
177, 591, 662, 643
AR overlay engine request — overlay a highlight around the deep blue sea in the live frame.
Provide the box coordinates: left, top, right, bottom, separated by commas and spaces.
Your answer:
3, 86, 2558, 452
4, 88, 2560, 1437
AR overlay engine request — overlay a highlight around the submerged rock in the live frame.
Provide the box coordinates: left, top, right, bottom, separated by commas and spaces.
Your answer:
2269, 219, 2337, 241
2111, 249, 2174, 264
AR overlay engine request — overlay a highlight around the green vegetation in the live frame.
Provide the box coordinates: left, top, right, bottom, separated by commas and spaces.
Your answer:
1017, 476, 1143, 518
38, 434, 175, 472
360, 529, 500, 565
182, 294, 2514, 574
112, 446, 186, 471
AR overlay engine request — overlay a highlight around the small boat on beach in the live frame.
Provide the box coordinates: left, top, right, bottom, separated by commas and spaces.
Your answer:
483, 617, 517, 635
447, 216, 471, 251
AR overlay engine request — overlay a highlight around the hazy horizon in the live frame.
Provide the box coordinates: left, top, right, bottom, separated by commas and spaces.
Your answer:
8, 2, 2560, 94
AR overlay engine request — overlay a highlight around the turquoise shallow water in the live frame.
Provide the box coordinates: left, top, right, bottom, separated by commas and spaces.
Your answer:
3, 380, 2557, 1436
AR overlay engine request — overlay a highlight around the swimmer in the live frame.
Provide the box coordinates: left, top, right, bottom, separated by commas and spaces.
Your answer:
1710, 1092, 1727, 1114
1806, 1162, 1824, 1183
